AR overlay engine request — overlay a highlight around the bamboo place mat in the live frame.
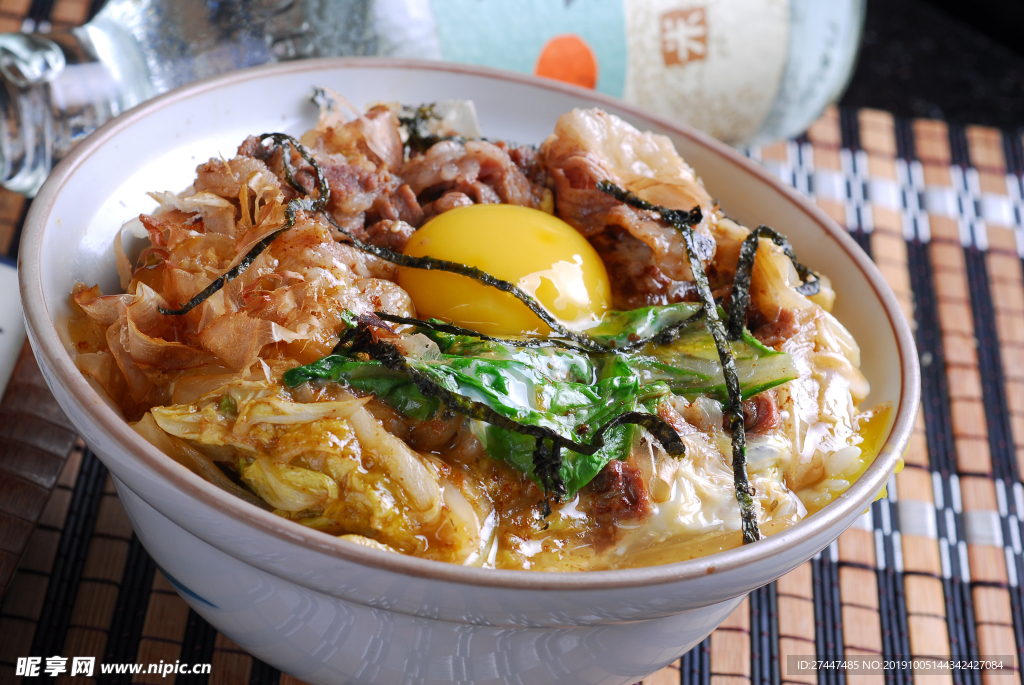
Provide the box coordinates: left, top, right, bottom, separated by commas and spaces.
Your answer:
2, 3, 1024, 684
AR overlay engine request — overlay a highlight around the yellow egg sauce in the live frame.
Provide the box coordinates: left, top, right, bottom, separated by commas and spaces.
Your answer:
855, 402, 901, 501
397, 204, 612, 336
856, 402, 895, 470
799, 401, 896, 513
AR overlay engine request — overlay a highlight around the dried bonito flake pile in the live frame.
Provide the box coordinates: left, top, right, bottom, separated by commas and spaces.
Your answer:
68, 94, 891, 570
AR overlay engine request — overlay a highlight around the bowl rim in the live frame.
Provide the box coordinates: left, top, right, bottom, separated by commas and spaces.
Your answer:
20, 56, 920, 591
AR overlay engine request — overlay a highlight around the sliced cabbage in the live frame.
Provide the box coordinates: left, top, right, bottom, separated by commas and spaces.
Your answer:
132, 412, 270, 510
148, 378, 485, 562
241, 456, 339, 512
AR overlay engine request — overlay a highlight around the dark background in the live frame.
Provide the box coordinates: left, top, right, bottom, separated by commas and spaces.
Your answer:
841, 0, 1024, 130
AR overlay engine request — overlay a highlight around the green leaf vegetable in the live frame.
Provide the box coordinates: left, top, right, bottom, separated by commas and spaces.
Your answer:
284, 309, 794, 499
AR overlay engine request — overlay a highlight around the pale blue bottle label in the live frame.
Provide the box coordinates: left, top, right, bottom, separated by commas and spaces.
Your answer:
427, 0, 628, 97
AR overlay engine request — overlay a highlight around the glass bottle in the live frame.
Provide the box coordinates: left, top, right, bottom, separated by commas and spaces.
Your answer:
0, 0, 378, 194
0, 0, 863, 195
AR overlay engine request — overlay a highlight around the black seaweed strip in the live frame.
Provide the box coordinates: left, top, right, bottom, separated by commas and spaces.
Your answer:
372, 312, 593, 352
533, 437, 565, 506
343, 328, 685, 507
396, 103, 467, 154
158, 134, 328, 316
606, 308, 710, 354
726, 225, 821, 341
596, 181, 760, 543
98, 535, 156, 685
156, 202, 305, 315
374, 309, 708, 355
595, 180, 704, 228
318, 207, 596, 347
275, 136, 311, 195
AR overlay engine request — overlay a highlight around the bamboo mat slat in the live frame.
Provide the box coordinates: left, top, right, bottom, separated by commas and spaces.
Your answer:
0, 4, 1022, 683
0, 343, 82, 599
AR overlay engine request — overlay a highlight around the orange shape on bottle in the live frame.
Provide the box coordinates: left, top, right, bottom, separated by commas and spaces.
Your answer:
534, 34, 598, 90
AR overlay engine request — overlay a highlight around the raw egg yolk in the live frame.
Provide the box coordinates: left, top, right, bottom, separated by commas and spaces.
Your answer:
397, 204, 611, 337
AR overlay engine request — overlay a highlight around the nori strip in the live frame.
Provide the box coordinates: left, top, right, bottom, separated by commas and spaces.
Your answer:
725, 225, 821, 341
373, 312, 593, 352
158, 133, 329, 316
607, 309, 708, 354
317, 210, 600, 347
374, 310, 709, 355
532, 438, 564, 514
597, 180, 761, 544
397, 103, 467, 154
335, 324, 685, 512
595, 180, 704, 230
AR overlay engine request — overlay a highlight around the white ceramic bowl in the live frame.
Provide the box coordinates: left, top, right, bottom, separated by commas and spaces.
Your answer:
20, 59, 919, 685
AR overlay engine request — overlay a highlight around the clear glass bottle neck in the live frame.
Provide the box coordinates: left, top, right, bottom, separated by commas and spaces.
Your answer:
0, 0, 381, 195
0, 26, 144, 195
